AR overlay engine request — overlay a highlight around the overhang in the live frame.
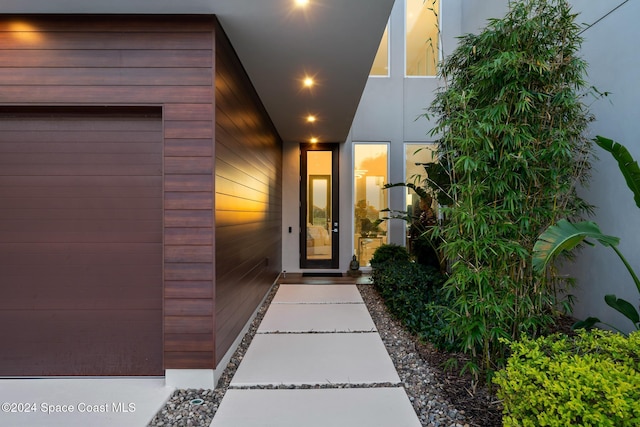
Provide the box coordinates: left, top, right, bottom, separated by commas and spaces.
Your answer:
1, 0, 395, 144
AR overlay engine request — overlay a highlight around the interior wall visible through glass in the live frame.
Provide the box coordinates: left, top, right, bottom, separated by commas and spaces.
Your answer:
406, 0, 440, 76
306, 150, 333, 261
354, 143, 388, 267
370, 23, 389, 76
405, 144, 439, 246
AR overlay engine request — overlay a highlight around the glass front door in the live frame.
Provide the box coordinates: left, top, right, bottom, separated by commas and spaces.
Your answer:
300, 143, 339, 269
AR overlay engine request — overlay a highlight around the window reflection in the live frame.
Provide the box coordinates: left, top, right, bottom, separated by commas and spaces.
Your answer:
406, 0, 439, 76
307, 151, 332, 260
405, 144, 438, 245
370, 24, 389, 77
354, 144, 388, 266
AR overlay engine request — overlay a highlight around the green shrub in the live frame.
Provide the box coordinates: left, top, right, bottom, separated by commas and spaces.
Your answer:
369, 244, 411, 268
494, 330, 640, 426
371, 251, 449, 347
428, 0, 595, 378
410, 234, 440, 269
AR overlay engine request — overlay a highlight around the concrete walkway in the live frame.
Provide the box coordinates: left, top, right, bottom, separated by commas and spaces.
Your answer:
210, 283, 421, 427
0, 378, 173, 427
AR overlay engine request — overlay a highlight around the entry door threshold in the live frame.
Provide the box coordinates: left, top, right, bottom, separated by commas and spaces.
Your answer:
302, 273, 344, 277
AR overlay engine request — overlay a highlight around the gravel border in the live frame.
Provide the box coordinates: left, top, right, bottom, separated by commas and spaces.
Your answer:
148, 282, 471, 427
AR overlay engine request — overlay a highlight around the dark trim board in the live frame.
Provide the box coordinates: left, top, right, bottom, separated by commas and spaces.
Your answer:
299, 143, 340, 269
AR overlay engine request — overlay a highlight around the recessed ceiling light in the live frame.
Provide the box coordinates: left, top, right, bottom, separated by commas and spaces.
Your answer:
303, 77, 314, 88
310, 137, 318, 143
306, 115, 316, 123
295, 0, 309, 7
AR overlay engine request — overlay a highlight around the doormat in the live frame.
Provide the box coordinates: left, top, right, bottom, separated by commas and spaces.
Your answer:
302, 272, 344, 277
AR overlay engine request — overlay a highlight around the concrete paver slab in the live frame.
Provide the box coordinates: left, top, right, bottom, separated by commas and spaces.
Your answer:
230, 333, 400, 386
210, 388, 421, 427
0, 378, 172, 427
272, 284, 363, 304
257, 303, 376, 333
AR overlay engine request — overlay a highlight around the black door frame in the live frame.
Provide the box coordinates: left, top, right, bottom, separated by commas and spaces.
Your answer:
300, 143, 339, 269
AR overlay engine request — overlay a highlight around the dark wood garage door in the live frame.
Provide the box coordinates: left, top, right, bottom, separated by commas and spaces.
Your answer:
0, 107, 163, 376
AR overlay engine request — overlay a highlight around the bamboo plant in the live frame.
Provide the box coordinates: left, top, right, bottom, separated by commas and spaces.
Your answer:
427, 0, 595, 379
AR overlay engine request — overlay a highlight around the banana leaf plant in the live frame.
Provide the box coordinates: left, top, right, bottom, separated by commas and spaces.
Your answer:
532, 136, 640, 332
383, 161, 453, 206
379, 182, 428, 227
596, 136, 640, 209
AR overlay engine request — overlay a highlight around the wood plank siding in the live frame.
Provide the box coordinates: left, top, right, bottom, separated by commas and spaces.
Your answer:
214, 25, 282, 364
0, 15, 282, 374
0, 16, 216, 375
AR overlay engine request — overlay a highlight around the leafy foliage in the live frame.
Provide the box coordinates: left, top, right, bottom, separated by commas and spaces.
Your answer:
532, 219, 619, 272
369, 244, 412, 267
533, 139, 640, 332
494, 330, 640, 426
428, 0, 594, 377
371, 247, 450, 347
380, 184, 442, 268
421, 162, 453, 206
595, 136, 640, 209
383, 161, 452, 207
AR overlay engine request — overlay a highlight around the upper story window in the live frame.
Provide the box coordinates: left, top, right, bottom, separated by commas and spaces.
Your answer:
370, 23, 389, 77
406, 0, 439, 76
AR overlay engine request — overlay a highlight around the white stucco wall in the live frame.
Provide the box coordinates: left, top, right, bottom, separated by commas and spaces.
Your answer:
460, 0, 508, 33
282, 1, 640, 321
452, 0, 640, 332
457, 0, 640, 332
565, 0, 640, 332
280, 139, 359, 273
281, 0, 462, 272
348, 0, 462, 249
281, 141, 301, 272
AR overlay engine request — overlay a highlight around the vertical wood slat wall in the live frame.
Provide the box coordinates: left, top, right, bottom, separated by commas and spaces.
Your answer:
0, 15, 217, 371
0, 15, 282, 372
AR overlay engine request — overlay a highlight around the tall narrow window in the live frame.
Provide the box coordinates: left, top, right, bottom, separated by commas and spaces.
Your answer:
405, 144, 438, 244
370, 23, 389, 77
406, 0, 439, 76
354, 144, 388, 267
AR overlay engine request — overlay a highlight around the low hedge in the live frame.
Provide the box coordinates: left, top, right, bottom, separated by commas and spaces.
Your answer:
370, 244, 448, 347
493, 329, 640, 426
369, 243, 412, 267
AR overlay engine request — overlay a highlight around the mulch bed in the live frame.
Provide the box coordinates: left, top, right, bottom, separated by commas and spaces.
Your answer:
369, 285, 577, 427
415, 341, 503, 426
